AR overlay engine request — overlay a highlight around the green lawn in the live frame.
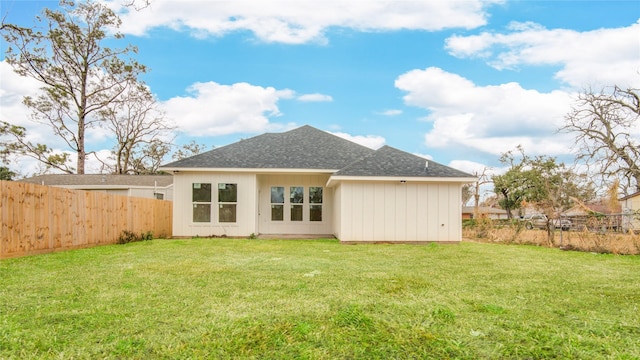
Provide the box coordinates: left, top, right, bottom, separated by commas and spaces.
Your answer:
1, 239, 638, 359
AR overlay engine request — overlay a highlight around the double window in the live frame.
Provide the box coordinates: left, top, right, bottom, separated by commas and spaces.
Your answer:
192, 183, 237, 223
270, 186, 322, 222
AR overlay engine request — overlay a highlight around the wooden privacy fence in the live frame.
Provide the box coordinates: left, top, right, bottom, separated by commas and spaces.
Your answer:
1, 180, 172, 259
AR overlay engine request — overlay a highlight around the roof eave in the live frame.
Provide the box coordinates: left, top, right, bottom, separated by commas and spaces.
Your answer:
326, 175, 478, 187
620, 191, 640, 201
50, 184, 173, 190
159, 167, 338, 174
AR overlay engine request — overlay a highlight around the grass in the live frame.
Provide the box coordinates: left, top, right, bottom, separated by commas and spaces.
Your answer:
1, 239, 639, 359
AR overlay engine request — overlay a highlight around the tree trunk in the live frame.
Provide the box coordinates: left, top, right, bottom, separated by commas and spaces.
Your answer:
77, 116, 85, 174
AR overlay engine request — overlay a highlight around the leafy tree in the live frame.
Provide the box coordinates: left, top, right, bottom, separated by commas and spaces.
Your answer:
493, 146, 595, 243
0, 166, 15, 181
492, 146, 534, 219
129, 140, 172, 174
171, 140, 211, 161
1, 0, 146, 174
561, 86, 640, 194
523, 156, 593, 244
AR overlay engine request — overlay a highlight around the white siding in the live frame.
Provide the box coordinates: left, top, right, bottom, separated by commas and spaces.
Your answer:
622, 194, 640, 231
172, 172, 257, 237
129, 187, 173, 201
256, 174, 333, 235
336, 181, 463, 243
333, 184, 342, 239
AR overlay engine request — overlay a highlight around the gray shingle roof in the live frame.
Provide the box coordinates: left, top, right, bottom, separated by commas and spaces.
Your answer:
334, 145, 474, 178
163, 125, 374, 170
162, 125, 475, 179
18, 174, 173, 187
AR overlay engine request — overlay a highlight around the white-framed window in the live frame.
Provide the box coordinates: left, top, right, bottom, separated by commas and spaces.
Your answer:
309, 186, 323, 221
268, 185, 324, 223
290, 186, 304, 221
218, 183, 237, 223
271, 186, 284, 221
192, 183, 212, 222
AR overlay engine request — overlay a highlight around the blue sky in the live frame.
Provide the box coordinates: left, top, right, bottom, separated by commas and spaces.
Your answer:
1, 0, 639, 177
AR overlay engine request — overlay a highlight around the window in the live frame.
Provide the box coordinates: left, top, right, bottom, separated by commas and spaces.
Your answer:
192, 183, 211, 222
154, 193, 164, 200
309, 186, 322, 221
271, 186, 284, 221
218, 183, 237, 222
290, 186, 303, 221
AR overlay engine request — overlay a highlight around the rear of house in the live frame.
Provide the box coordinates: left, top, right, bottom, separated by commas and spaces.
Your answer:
161, 125, 476, 243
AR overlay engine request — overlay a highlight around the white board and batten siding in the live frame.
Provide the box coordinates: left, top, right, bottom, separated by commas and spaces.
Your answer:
172, 172, 257, 237
334, 181, 463, 243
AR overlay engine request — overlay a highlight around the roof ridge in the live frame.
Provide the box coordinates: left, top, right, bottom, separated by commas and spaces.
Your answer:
161, 124, 375, 170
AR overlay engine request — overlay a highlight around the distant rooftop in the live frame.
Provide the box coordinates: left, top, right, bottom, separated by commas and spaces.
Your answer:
18, 174, 173, 188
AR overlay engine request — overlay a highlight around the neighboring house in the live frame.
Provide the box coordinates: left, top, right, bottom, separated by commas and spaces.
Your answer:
563, 202, 622, 231
563, 203, 621, 217
18, 174, 173, 201
160, 125, 476, 243
462, 206, 508, 220
620, 191, 640, 232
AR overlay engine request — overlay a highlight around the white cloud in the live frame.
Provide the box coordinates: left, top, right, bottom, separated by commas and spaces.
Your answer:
162, 81, 294, 136
0, 61, 40, 129
330, 131, 385, 150
297, 93, 333, 102
379, 109, 403, 116
448, 159, 490, 175
445, 20, 640, 88
413, 153, 433, 160
107, 0, 501, 44
395, 66, 575, 156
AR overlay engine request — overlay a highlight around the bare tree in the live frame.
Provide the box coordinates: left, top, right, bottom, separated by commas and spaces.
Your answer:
100, 82, 175, 174
561, 86, 640, 194
1, 0, 146, 174
461, 183, 473, 206
121, 0, 152, 11
472, 167, 491, 218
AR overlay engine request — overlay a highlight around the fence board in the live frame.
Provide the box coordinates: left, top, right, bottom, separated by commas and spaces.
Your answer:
0, 180, 172, 259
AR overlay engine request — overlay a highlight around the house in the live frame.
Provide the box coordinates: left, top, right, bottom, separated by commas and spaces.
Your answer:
462, 206, 509, 220
563, 202, 622, 231
563, 203, 621, 217
160, 125, 476, 243
620, 191, 640, 232
18, 174, 173, 200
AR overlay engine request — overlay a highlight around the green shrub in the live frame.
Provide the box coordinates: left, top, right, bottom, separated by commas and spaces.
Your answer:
117, 230, 153, 244
462, 219, 477, 228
